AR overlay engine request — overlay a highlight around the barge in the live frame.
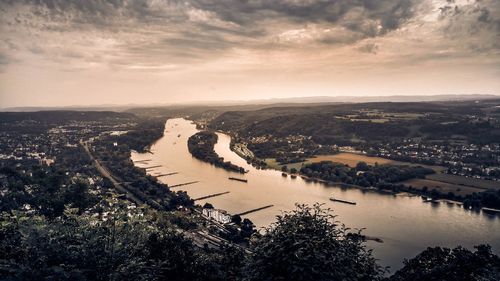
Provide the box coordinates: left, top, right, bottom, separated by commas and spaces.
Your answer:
229, 177, 248, 183
329, 197, 356, 205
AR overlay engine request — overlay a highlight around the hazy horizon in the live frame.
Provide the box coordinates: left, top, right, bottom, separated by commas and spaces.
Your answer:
1, 0, 499, 107
2, 93, 500, 110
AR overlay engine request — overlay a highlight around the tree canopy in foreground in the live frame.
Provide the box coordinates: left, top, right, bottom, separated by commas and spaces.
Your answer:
245, 204, 384, 281
1, 202, 499, 281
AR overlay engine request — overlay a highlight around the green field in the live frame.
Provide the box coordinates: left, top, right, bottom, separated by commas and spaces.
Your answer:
426, 173, 500, 190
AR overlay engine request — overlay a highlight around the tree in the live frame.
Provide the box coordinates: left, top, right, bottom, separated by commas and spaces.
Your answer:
0, 204, 245, 281
231, 214, 242, 224
245, 204, 384, 281
356, 161, 370, 172
390, 245, 500, 281
281, 165, 288, 172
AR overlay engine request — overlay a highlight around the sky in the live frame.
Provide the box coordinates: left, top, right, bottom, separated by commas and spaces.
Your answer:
0, 0, 499, 107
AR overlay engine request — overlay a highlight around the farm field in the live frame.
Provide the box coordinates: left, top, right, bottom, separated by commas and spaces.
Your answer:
308, 153, 396, 167
264, 158, 305, 171
265, 152, 447, 172
426, 173, 500, 190
306, 153, 446, 172
401, 178, 484, 196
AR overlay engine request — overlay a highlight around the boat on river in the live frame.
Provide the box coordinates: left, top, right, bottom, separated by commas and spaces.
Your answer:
229, 177, 248, 183
330, 197, 356, 205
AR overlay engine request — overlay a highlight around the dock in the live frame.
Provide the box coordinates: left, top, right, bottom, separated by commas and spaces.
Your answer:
482, 207, 500, 214
170, 181, 199, 188
143, 165, 162, 170
438, 199, 463, 205
229, 177, 248, 183
156, 172, 179, 177
329, 197, 356, 205
135, 159, 152, 163
193, 191, 230, 201
236, 205, 274, 216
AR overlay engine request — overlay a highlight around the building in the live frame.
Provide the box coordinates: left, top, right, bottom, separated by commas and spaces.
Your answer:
202, 208, 232, 224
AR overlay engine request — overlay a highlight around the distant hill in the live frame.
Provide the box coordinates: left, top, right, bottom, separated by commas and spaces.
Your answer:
0, 111, 137, 123
1, 105, 136, 112
235, 94, 500, 104
2, 94, 497, 112
174, 94, 499, 105
208, 100, 487, 132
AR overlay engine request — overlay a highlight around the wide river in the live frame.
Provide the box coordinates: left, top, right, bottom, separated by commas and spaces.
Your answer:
131, 118, 500, 271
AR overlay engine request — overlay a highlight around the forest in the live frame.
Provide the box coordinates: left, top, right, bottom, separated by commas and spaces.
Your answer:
299, 161, 435, 187
188, 131, 246, 173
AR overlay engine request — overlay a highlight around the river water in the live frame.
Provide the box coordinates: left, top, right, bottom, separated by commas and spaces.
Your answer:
131, 118, 500, 271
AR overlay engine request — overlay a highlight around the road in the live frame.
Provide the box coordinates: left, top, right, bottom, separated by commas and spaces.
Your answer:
80, 138, 249, 252
81, 140, 144, 205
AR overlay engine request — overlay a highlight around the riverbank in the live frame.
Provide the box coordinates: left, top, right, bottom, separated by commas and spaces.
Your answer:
188, 131, 247, 174
281, 169, 500, 215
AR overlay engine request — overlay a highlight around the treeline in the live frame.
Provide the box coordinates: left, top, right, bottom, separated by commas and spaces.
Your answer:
0, 111, 136, 123
119, 118, 167, 152
420, 120, 500, 144
188, 131, 246, 173
208, 101, 467, 133
299, 161, 434, 187
235, 114, 410, 143
462, 190, 500, 209
298, 161, 500, 209
0, 111, 138, 135
378, 183, 500, 209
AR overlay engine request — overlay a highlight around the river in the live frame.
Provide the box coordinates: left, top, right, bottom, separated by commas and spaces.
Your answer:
131, 118, 500, 272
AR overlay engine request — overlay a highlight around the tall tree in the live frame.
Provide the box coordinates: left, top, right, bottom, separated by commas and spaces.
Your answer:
245, 204, 384, 281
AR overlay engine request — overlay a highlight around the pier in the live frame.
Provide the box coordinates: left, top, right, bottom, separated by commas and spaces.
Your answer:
170, 181, 199, 188
482, 207, 500, 214
156, 172, 179, 177
135, 159, 152, 163
193, 191, 230, 201
236, 205, 274, 216
144, 165, 162, 170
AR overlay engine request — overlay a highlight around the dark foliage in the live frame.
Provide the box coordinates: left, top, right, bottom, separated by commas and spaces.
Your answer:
245, 204, 384, 281
390, 245, 500, 281
300, 161, 434, 187
0, 207, 246, 281
188, 131, 246, 173
0, 166, 98, 218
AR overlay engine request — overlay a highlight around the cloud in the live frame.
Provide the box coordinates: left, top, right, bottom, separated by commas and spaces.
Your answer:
436, 0, 500, 53
0, 0, 498, 73
357, 43, 379, 54
0, 52, 9, 65
190, 0, 418, 40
